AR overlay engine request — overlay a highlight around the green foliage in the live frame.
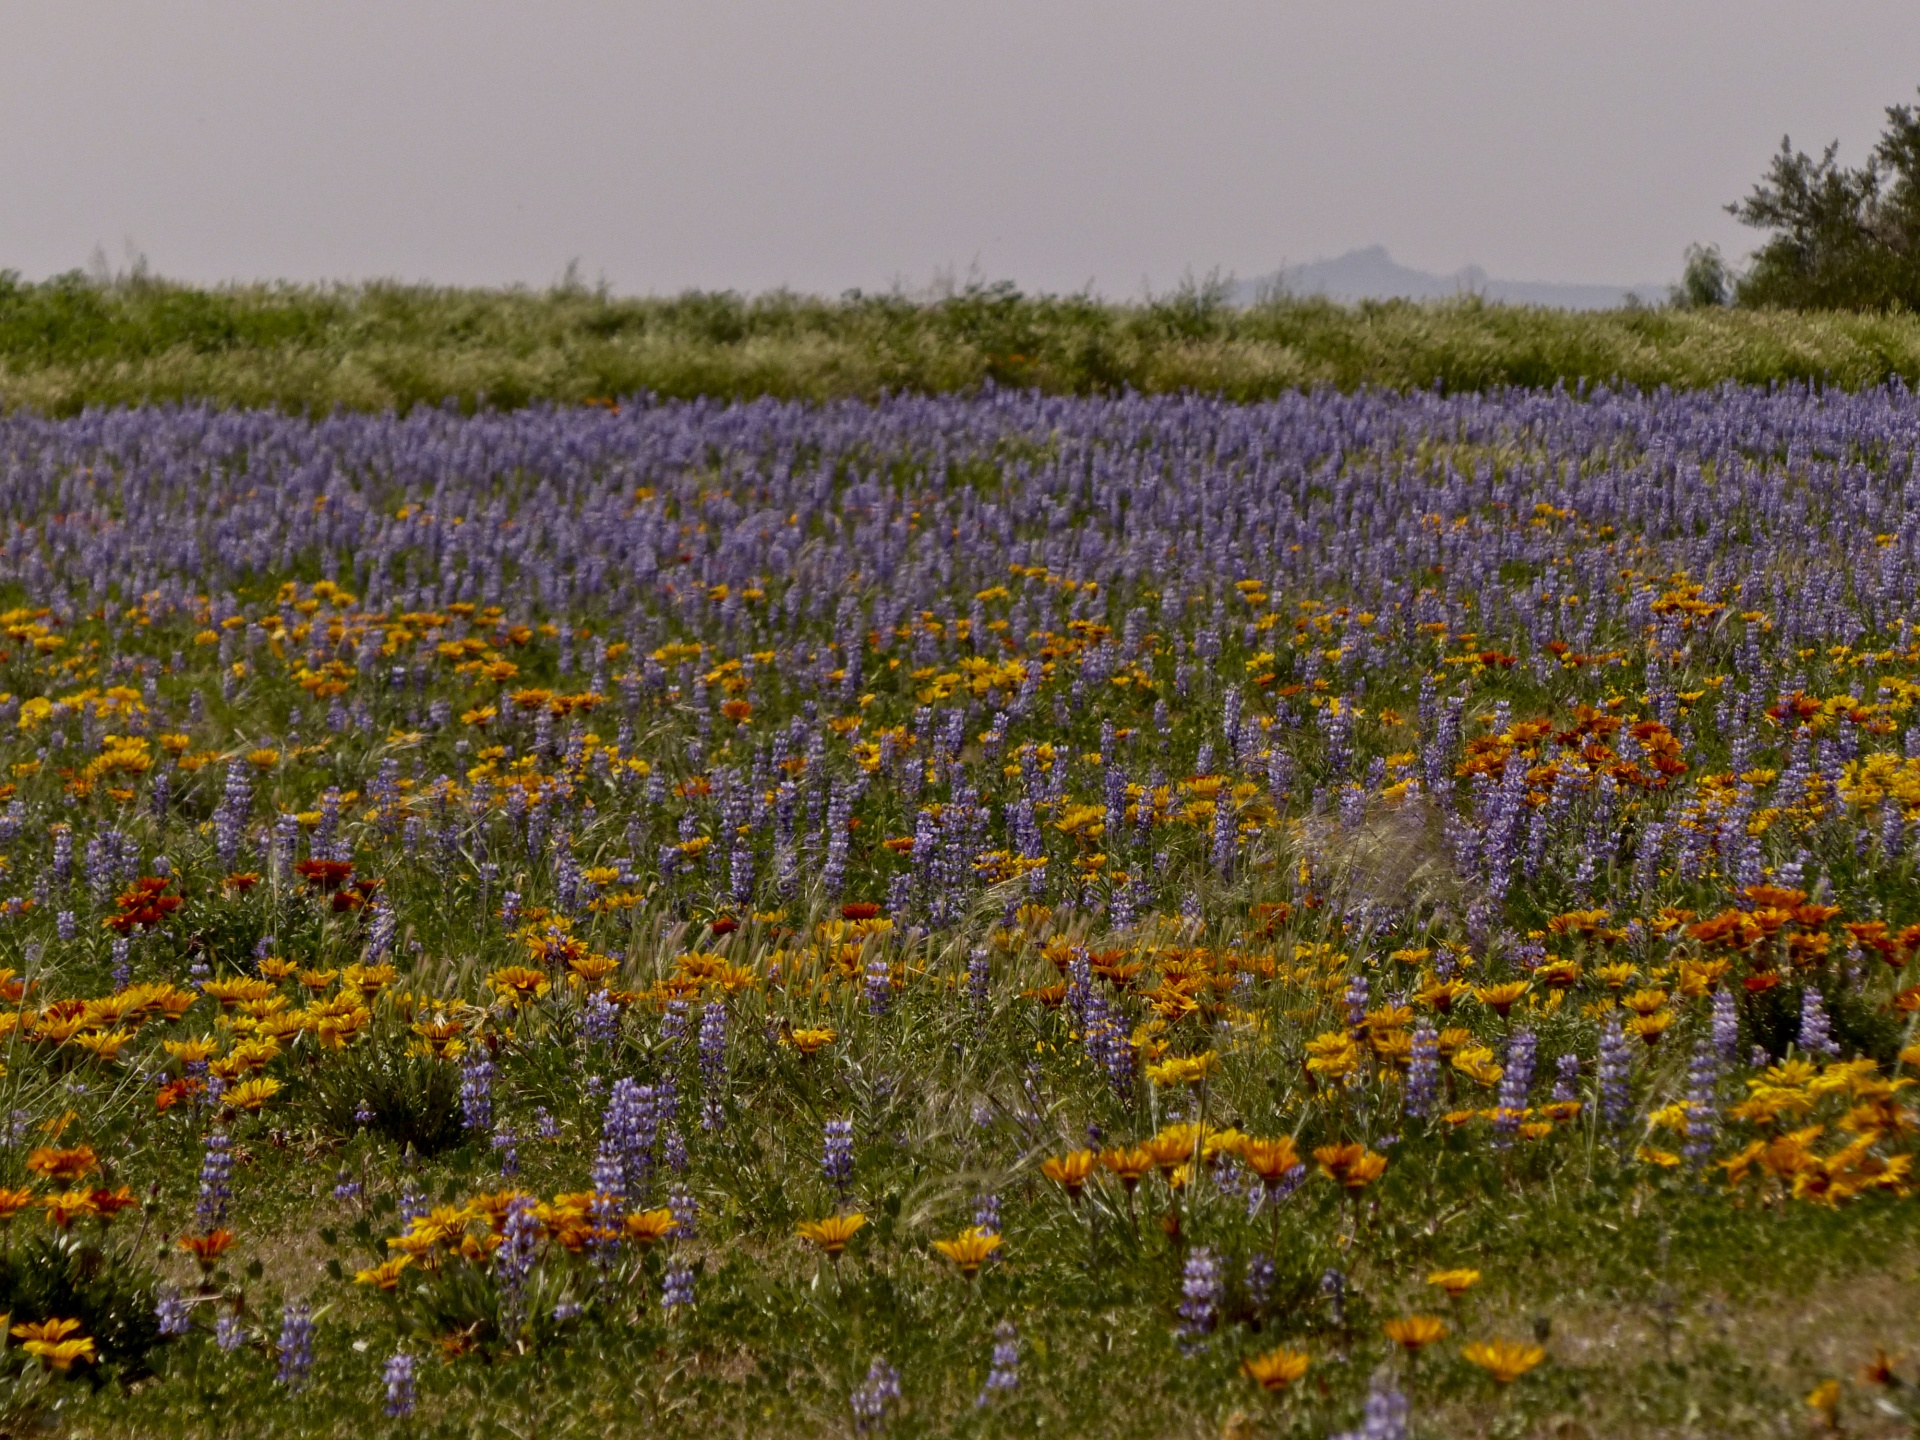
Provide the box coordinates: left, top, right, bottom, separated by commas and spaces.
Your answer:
10, 271, 1920, 413
302, 1033, 465, 1156
0, 1229, 161, 1375
1673, 244, 1733, 309
1732, 89, 1920, 310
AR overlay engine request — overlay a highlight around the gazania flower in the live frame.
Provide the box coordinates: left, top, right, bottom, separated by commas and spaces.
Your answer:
933, 1226, 1003, 1277
225, 1077, 281, 1111
1100, 1146, 1153, 1191
26, 1145, 97, 1182
180, 1230, 236, 1270
566, 953, 620, 988
488, 967, 550, 1007
623, 1208, 679, 1247
354, 1255, 413, 1290
1625, 1011, 1674, 1044
1240, 1136, 1302, 1187
0, 1187, 36, 1219
1473, 981, 1532, 1017
1313, 1143, 1388, 1189
1146, 1052, 1218, 1087
1462, 1338, 1545, 1383
293, 859, 354, 893
1143, 1129, 1200, 1175
787, 1027, 836, 1056
1040, 1150, 1096, 1198
1426, 1267, 1481, 1298
796, 1213, 867, 1256
70, 1028, 134, 1061
12, 1317, 83, 1345
1862, 1348, 1901, 1386
25, 1336, 95, 1371
14, 1318, 93, 1371
41, 1190, 100, 1228
1382, 1315, 1448, 1351
104, 876, 182, 933
88, 1187, 137, 1219
1241, 1346, 1310, 1390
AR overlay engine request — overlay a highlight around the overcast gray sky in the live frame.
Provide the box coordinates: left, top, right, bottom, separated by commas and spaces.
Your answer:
2, 2, 1914, 296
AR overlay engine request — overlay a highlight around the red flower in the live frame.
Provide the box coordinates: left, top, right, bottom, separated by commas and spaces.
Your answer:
105, 877, 181, 934
294, 859, 354, 893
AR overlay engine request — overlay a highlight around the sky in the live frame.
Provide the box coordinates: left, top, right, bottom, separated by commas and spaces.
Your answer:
2, 2, 1916, 298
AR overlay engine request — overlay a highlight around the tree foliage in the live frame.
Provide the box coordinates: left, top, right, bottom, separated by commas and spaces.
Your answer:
1732, 90, 1920, 310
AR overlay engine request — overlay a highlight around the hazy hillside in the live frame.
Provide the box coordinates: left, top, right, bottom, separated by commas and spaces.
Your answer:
1235, 245, 1669, 310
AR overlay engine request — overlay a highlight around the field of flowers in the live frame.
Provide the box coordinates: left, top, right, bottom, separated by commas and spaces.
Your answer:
0, 385, 1917, 1436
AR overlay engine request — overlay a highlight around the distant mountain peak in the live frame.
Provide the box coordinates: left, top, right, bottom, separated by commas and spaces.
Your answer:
1235, 247, 1667, 311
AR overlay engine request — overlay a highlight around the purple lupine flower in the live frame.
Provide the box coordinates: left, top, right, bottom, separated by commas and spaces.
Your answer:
1494, 1028, 1536, 1146
382, 1350, 416, 1419
1551, 1053, 1579, 1103
1322, 1267, 1348, 1327
1405, 1024, 1440, 1120
155, 1287, 192, 1337
1331, 1374, 1411, 1440
1345, 970, 1369, 1035
971, 1193, 1000, 1236
496, 1193, 541, 1328
1244, 1252, 1276, 1310
582, 988, 620, 1045
976, 1322, 1019, 1405
459, 1050, 495, 1134
661, 1257, 695, 1315
196, 1128, 232, 1229
1175, 1247, 1222, 1353
588, 1141, 626, 1271
864, 954, 892, 1017
275, 1300, 313, 1390
491, 1125, 519, 1177
661, 998, 690, 1048
698, 1002, 729, 1131
669, 1183, 698, 1240
823, 1118, 855, 1197
851, 1357, 902, 1433
1798, 987, 1839, 1057
602, 1077, 658, 1199
1598, 1012, 1631, 1129
398, 1181, 427, 1226
1209, 787, 1235, 876
1683, 1039, 1719, 1169
1711, 987, 1740, 1062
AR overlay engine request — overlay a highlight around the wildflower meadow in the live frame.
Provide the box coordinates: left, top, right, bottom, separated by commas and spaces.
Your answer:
0, 385, 1918, 1436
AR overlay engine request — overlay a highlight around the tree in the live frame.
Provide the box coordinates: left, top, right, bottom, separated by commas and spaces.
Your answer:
1730, 90, 1920, 310
1671, 244, 1732, 309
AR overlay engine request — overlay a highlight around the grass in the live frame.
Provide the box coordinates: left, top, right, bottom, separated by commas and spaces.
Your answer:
7, 270, 1920, 412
